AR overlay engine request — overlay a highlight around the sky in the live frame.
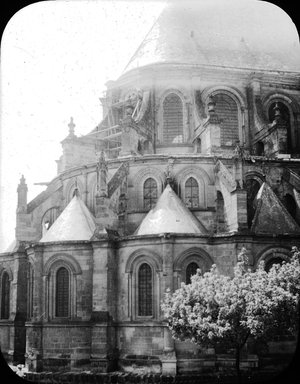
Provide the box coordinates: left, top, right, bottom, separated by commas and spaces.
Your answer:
0, 0, 166, 252
0, 0, 298, 252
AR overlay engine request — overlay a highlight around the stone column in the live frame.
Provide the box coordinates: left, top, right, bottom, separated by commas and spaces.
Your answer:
160, 235, 177, 375
198, 96, 221, 154
90, 241, 117, 372
119, 105, 139, 156
25, 245, 44, 371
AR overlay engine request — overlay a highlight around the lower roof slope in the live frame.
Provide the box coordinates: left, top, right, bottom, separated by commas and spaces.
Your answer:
40, 193, 96, 242
135, 184, 207, 235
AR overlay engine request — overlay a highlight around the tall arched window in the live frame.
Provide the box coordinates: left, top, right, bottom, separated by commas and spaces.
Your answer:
213, 93, 239, 146
138, 263, 152, 316
55, 267, 69, 318
144, 178, 158, 210
186, 262, 199, 284
1, 272, 10, 319
185, 177, 199, 208
163, 93, 183, 144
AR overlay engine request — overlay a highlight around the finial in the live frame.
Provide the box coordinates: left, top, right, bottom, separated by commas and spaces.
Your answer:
20, 174, 26, 184
68, 117, 75, 135
207, 96, 216, 113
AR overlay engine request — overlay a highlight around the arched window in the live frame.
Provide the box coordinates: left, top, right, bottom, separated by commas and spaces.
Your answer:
186, 262, 199, 284
55, 267, 69, 318
144, 178, 158, 210
42, 207, 59, 235
138, 263, 152, 316
216, 191, 227, 232
27, 264, 34, 319
163, 93, 183, 144
265, 257, 284, 273
185, 177, 199, 208
213, 93, 239, 146
1, 272, 10, 319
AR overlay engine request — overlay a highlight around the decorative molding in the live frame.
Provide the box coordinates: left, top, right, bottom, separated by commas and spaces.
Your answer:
125, 249, 163, 273
255, 246, 291, 268
43, 253, 82, 276
0, 266, 13, 281
174, 247, 213, 272
131, 167, 165, 209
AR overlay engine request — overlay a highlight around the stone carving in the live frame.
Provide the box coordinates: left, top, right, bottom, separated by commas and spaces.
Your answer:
96, 150, 108, 197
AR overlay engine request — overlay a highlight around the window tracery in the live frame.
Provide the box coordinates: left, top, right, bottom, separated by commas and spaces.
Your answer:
143, 177, 158, 209
184, 177, 199, 208
138, 263, 153, 317
163, 93, 184, 144
55, 267, 70, 318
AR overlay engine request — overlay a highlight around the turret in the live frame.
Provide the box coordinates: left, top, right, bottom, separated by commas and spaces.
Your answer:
17, 175, 28, 213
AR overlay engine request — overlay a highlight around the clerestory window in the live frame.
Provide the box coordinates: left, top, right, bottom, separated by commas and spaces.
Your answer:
144, 177, 158, 210
185, 177, 199, 208
163, 93, 183, 144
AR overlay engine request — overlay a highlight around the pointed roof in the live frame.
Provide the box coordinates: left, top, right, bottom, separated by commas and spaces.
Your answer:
251, 182, 300, 235
124, 0, 300, 73
40, 195, 96, 242
135, 184, 207, 235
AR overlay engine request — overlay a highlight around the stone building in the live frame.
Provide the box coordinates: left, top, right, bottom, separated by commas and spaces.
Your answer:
1, 0, 300, 375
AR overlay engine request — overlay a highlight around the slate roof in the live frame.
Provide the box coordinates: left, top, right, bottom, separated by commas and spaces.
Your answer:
124, 0, 300, 73
40, 194, 96, 242
251, 182, 300, 234
134, 184, 207, 235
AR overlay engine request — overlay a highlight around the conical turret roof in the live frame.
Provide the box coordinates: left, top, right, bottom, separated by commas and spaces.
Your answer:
251, 182, 300, 234
40, 194, 96, 242
124, 0, 300, 73
135, 184, 207, 235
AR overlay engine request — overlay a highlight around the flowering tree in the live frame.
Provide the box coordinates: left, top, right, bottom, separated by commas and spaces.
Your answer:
161, 248, 300, 381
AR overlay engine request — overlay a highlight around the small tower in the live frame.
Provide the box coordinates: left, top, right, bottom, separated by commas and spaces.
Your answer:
17, 175, 28, 213
68, 116, 76, 137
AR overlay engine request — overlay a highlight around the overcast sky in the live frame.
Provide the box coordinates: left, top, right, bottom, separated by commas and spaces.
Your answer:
0, 0, 166, 251
0, 0, 298, 252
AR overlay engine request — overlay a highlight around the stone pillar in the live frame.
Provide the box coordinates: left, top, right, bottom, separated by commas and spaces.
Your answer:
25, 245, 44, 371
90, 242, 117, 372
160, 236, 177, 375
272, 103, 288, 157
198, 96, 221, 154
234, 188, 248, 232
119, 104, 139, 156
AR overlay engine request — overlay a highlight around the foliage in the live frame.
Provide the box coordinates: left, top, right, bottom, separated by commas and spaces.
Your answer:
161, 247, 300, 377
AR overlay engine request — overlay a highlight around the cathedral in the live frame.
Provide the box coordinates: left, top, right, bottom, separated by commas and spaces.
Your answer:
1, 0, 300, 375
